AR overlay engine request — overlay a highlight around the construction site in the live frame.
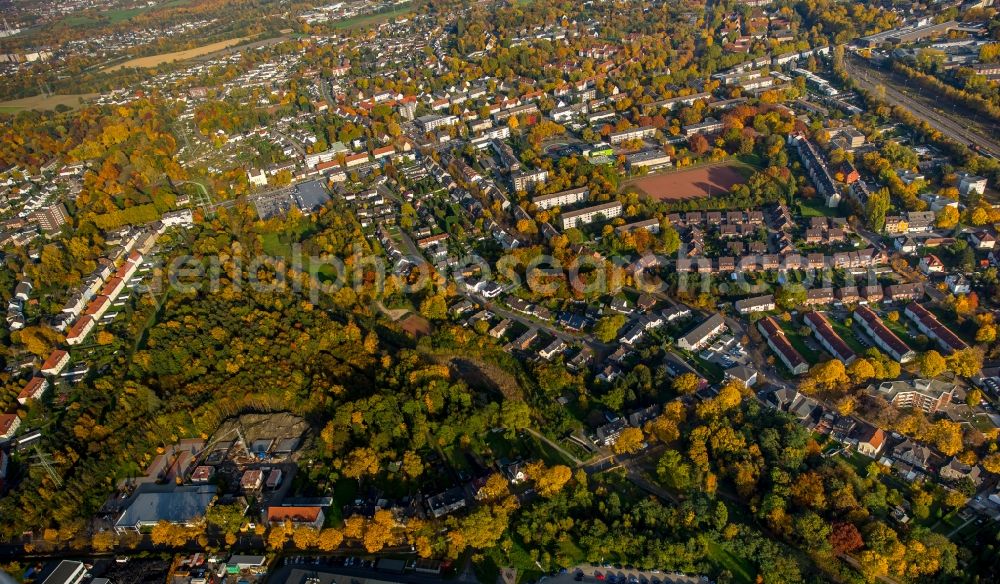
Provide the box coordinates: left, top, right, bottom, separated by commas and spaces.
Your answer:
99, 412, 313, 530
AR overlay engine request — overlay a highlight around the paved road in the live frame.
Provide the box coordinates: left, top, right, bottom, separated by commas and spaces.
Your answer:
462, 291, 603, 348
845, 55, 1000, 158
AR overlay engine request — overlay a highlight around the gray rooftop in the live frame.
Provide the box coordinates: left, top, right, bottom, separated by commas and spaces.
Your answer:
114, 484, 217, 530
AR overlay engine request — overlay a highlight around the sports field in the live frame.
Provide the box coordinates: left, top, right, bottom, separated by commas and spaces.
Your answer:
0, 93, 98, 113
630, 161, 753, 200
106, 37, 252, 71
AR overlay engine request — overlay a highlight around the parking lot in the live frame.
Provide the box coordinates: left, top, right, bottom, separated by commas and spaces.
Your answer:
557, 565, 710, 584
696, 333, 748, 369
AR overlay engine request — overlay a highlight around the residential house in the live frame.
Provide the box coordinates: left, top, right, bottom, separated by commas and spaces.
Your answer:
539, 338, 568, 360
675, 313, 727, 351
757, 316, 809, 375
904, 302, 968, 354
40, 349, 70, 376
945, 274, 971, 294
856, 425, 886, 458
804, 287, 835, 306
854, 306, 915, 362
918, 254, 944, 275
0, 413, 19, 441
724, 365, 758, 388
804, 311, 856, 364
892, 439, 933, 470
734, 294, 775, 314
939, 457, 982, 485
426, 487, 467, 518
971, 230, 996, 250
17, 376, 48, 405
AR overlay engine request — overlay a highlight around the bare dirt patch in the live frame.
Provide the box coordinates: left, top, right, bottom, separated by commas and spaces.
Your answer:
399, 313, 432, 337
445, 357, 524, 401
630, 162, 752, 200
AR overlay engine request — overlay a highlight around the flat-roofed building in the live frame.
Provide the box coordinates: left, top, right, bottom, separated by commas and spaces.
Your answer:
31, 203, 70, 235
609, 125, 655, 144
734, 294, 775, 314
511, 168, 549, 192
625, 150, 672, 171
113, 484, 217, 533
615, 218, 660, 235
869, 378, 956, 413
532, 187, 588, 210
560, 201, 622, 229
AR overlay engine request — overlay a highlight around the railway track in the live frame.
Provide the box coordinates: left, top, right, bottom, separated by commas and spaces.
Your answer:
846, 55, 1000, 159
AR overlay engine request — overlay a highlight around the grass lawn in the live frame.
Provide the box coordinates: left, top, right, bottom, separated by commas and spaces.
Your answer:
484, 430, 516, 460
798, 199, 840, 218
525, 432, 577, 467
777, 320, 820, 365
971, 413, 999, 433
926, 305, 977, 344
331, 3, 416, 30
557, 538, 588, 567
441, 444, 473, 473
0, 93, 97, 112
479, 536, 544, 583
259, 220, 315, 258
472, 554, 501, 584
260, 232, 292, 257
882, 318, 921, 350
327, 479, 359, 526
688, 353, 725, 383
707, 541, 755, 584
839, 451, 876, 478
829, 318, 868, 355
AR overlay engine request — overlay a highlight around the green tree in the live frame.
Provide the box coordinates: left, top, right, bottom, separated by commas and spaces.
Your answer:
865, 188, 891, 232
593, 314, 626, 343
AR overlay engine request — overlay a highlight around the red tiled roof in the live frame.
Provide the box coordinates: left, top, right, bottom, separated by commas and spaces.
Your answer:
67, 315, 94, 339
758, 316, 807, 370
41, 349, 68, 371
0, 413, 18, 434
18, 377, 45, 401
267, 506, 321, 523
84, 296, 109, 316
804, 311, 855, 362
855, 306, 910, 356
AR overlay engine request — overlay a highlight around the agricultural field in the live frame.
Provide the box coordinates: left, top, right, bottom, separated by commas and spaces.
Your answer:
331, 3, 417, 30
105, 36, 252, 71
0, 93, 98, 112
